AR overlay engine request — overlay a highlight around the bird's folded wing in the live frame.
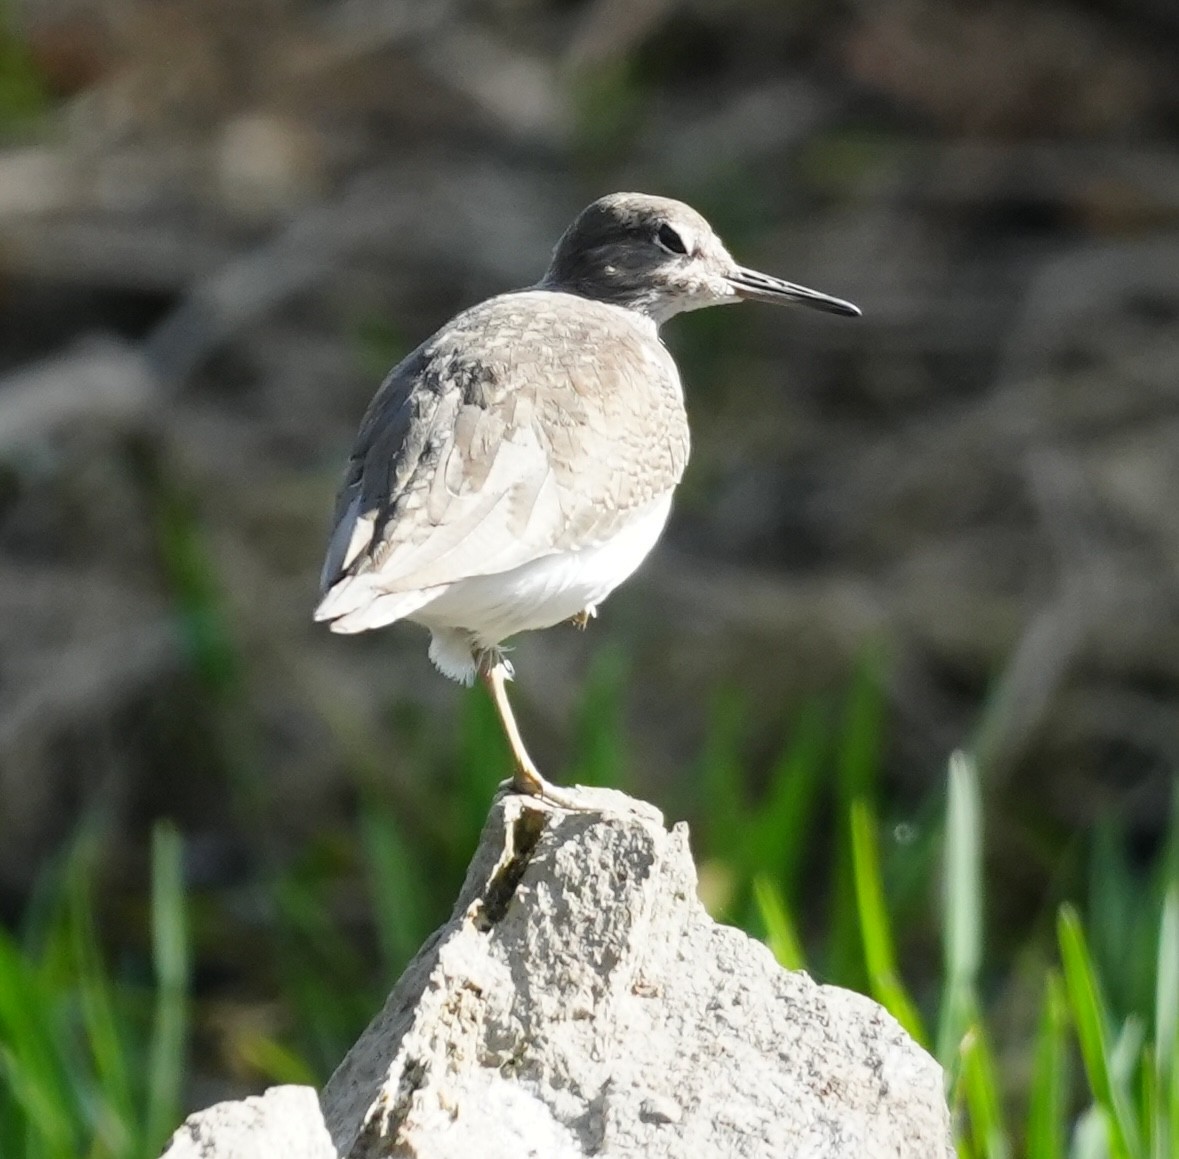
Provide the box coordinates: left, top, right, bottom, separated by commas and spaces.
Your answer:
315, 294, 688, 621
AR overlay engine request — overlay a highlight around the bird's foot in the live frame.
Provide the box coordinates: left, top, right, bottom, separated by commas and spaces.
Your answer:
477, 651, 593, 811
498, 770, 597, 812
474, 644, 514, 680
568, 606, 598, 631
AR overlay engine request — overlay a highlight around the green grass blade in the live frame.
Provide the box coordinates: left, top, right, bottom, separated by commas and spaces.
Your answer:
359, 799, 431, 975
956, 1135, 977, 1159
1058, 904, 1143, 1159
144, 823, 189, 1153
1155, 886, 1179, 1159
1111, 1016, 1143, 1086
0, 932, 78, 1156
1073, 1108, 1110, 1159
1170, 1050, 1179, 1159
849, 799, 927, 1046
1157, 886, 1179, 1081
959, 1019, 1010, 1159
1088, 821, 1151, 1019
940, 981, 973, 1094
938, 752, 983, 1071
1142, 1055, 1159, 1159
944, 752, 982, 982
67, 856, 135, 1154
1027, 971, 1069, 1159
1059, 905, 1115, 1107
1159, 783, 1179, 1159
1158, 785, 1179, 913
744, 703, 827, 891
752, 875, 807, 971
837, 655, 886, 804
829, 658, 885, 985
1110, 1016, 1146, 1155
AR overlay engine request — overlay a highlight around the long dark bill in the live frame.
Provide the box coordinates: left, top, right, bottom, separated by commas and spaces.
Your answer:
726, 267, 861, 317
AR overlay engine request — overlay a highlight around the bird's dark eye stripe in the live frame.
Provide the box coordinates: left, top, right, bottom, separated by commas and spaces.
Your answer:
656, 223, 687, 254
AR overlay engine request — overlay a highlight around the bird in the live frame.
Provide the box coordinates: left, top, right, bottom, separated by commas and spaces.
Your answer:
315, 192, 859, 807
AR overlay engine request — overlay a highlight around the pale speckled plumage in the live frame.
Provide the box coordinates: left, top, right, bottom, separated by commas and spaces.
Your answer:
315, 193, 859, 778
316, 289, 688, 638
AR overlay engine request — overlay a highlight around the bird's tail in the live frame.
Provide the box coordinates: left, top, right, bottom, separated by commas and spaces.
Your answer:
314, 579, 438, 633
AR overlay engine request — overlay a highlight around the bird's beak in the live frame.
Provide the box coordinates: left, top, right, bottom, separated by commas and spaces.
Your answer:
726, 267, 861, 317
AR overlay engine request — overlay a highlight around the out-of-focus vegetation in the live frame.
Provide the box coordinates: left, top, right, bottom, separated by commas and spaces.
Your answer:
1, 0, 1178, 1153
1, 676, 1176, 1157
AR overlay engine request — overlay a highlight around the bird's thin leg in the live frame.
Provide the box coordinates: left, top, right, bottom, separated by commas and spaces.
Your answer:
479, 659, 544, 795
477, 655, 586, 809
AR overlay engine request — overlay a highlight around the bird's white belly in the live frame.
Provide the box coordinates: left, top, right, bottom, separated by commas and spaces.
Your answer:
413, 492, 673, 646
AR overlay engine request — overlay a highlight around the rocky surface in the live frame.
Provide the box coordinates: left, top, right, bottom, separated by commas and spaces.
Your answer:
160, 788, 953, 1158
159, 1086, 336, 1159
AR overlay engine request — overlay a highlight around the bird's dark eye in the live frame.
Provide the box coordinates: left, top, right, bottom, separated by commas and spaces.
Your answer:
655, 223, 688, 255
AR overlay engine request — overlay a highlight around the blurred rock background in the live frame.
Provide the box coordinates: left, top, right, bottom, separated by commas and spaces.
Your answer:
1, 0, 1178, 1103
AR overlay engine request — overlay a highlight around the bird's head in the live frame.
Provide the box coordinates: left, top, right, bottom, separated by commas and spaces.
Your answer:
540, 192, 860, 325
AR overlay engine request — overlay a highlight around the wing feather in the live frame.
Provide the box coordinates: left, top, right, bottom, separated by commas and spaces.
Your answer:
315, 290, 689, 622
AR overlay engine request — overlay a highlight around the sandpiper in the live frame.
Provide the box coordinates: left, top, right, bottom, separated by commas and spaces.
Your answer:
316, 192, 859, 805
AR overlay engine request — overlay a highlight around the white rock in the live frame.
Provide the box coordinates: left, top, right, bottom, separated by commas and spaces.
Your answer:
159, 1085, 335, 1159
321, 787, 954, 1158
158, 787, 953, 1157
